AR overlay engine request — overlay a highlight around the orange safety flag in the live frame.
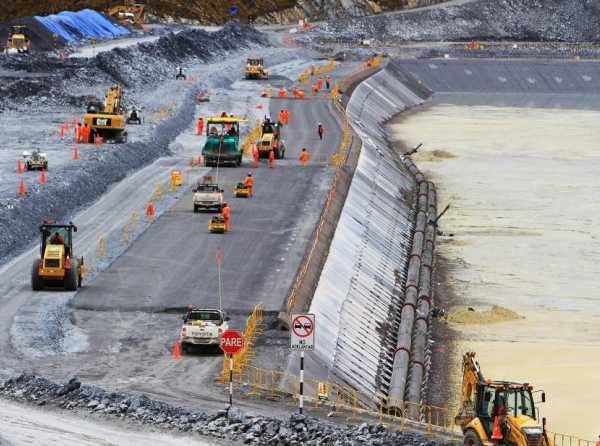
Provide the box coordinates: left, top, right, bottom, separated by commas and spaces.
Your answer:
196, 117, 204, 135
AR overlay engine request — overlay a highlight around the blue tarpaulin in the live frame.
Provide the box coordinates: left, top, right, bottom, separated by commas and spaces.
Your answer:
34, 9, 130, 44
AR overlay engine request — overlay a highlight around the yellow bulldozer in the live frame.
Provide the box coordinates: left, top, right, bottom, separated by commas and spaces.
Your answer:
108, 2, 146, 28
31, 221, 83, 291
456, 352, 553, 446
83, 85, 128, 143
4, 25, 30, 54
245, 58, 268, 80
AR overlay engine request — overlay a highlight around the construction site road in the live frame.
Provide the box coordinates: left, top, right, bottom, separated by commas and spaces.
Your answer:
71, 97, 342, 314
0, 49, 351, 413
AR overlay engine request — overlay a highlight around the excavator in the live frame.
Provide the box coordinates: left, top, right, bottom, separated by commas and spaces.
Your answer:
108, 1, 146, 28
83, 85, 127, 143
245, 58, 268, 80
456, 352, 554, 446
4, 25, 30, 54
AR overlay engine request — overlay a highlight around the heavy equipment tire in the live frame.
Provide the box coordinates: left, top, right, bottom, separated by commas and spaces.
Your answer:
64, 267, 78, 291
193, 205, 199, 213
463, 429, 483, 446
31, 259, 44, 291
237, 155, 242, 166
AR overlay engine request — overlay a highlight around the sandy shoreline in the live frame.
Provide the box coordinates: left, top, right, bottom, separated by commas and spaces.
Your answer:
389, 103, 600, 439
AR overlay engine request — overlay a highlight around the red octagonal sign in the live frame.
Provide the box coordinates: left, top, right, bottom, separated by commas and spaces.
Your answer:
220, 329, 244, 354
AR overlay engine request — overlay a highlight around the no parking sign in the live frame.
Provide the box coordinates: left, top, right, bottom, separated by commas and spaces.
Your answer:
290, 313, 315, 351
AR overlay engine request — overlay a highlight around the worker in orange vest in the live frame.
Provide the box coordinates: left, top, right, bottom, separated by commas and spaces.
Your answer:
268, 149, 275, 168
196, 117, 204, 135
244, 172, 254, 197
595, 435, 600, 446
491, 403, 507, 444
222, 202, 231, 231
309, 64, 315, 76
317, 77, 323, 90
278, 109, 285, 126
252, 144, 259, 168
81, 123, 91, 144
299, 147, 309, 166
283, 108, 289, 125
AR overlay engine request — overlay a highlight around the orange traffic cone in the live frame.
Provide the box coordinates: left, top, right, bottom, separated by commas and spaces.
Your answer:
95, 135, 102, 147
146, 200, 155, 218
172, 339, 182, 359
73, 146, 79, 160
59, 127, 65, 138
18, 178, 25, 196
491, 416, 503, 440
64, 121, 69, 131
40, 170, 47, 185
17, 159, 23, 174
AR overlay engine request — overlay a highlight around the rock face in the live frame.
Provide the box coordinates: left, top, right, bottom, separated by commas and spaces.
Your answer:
0, 373, 458, 445
0, 0, 451, 25
313, 0, 600, 42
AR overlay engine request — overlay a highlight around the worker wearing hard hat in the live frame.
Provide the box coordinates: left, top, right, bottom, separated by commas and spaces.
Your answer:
222, 202, 231, 231
244, 172, 254, 197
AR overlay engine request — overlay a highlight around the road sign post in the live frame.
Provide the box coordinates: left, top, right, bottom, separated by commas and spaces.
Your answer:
220, 330, 244, 408
290, 314, 315, 415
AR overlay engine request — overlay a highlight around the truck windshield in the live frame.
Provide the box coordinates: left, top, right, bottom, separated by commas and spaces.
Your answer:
187, 312, 221, 322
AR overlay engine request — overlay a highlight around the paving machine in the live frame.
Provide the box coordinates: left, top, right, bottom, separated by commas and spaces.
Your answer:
31, 221, 83, 291
84, 85, 128, 143
258, 118, 285, 159
108, 2, 145, 28
245, 58, 268, 80
456, 352, 553, 446
5, 26, 30, 54
202, 117, 246, 167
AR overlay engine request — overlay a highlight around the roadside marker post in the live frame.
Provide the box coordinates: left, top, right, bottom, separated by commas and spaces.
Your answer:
220, 330, 244, 408
290, 313, 315, 415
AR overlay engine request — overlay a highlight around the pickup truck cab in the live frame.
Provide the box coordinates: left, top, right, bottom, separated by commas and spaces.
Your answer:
180, 308, 230, 352
193, 182, 224, 212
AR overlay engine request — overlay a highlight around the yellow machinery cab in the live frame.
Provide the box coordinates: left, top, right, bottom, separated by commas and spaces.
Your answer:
32, 221, 83, 291
457, 352, 553, 446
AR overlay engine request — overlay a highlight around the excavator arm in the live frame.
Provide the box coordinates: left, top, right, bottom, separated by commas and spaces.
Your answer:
456, 352, 484, 428
103, 85, 123, 114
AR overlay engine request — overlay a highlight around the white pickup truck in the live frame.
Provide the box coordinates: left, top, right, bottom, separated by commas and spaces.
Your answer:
192, 182, 224, 213
180, 309, 229, 352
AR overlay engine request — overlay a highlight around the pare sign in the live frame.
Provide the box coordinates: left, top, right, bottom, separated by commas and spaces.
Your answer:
220, 330, 244, 354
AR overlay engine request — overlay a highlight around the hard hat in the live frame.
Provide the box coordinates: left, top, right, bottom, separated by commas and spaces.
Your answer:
248, 172, 252, 176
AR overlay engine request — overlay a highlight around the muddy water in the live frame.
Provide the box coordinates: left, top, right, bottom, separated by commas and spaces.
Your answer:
390, 104, 600, 440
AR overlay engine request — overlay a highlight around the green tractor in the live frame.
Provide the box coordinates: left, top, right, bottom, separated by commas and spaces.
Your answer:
202, 117, 246, 167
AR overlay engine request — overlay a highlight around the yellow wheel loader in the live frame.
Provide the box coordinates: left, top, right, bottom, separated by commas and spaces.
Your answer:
83, 85, 127, 143
456, 352, 554, 446
5, 26, 30, 54
31, 222, 83, 291
108, 2, 146, 28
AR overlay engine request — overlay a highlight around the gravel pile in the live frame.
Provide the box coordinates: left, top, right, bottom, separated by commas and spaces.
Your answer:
0, 21, 268, 262
0, 373, 457, 446
311, 0, 600, 43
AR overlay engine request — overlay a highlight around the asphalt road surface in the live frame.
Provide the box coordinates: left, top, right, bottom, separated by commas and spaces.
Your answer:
71, 97, 342, 314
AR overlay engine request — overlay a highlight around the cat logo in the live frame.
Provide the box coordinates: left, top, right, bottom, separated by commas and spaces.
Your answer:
95, 118, 110, 126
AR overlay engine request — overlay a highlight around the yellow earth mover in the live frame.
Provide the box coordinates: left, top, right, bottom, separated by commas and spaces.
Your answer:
108, 2, 146, 28
245, 58, 268, 80
31, 221, 83, 291
5, 26, 30, 54
84, 85, 128, 143
456, 352, 553, 446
